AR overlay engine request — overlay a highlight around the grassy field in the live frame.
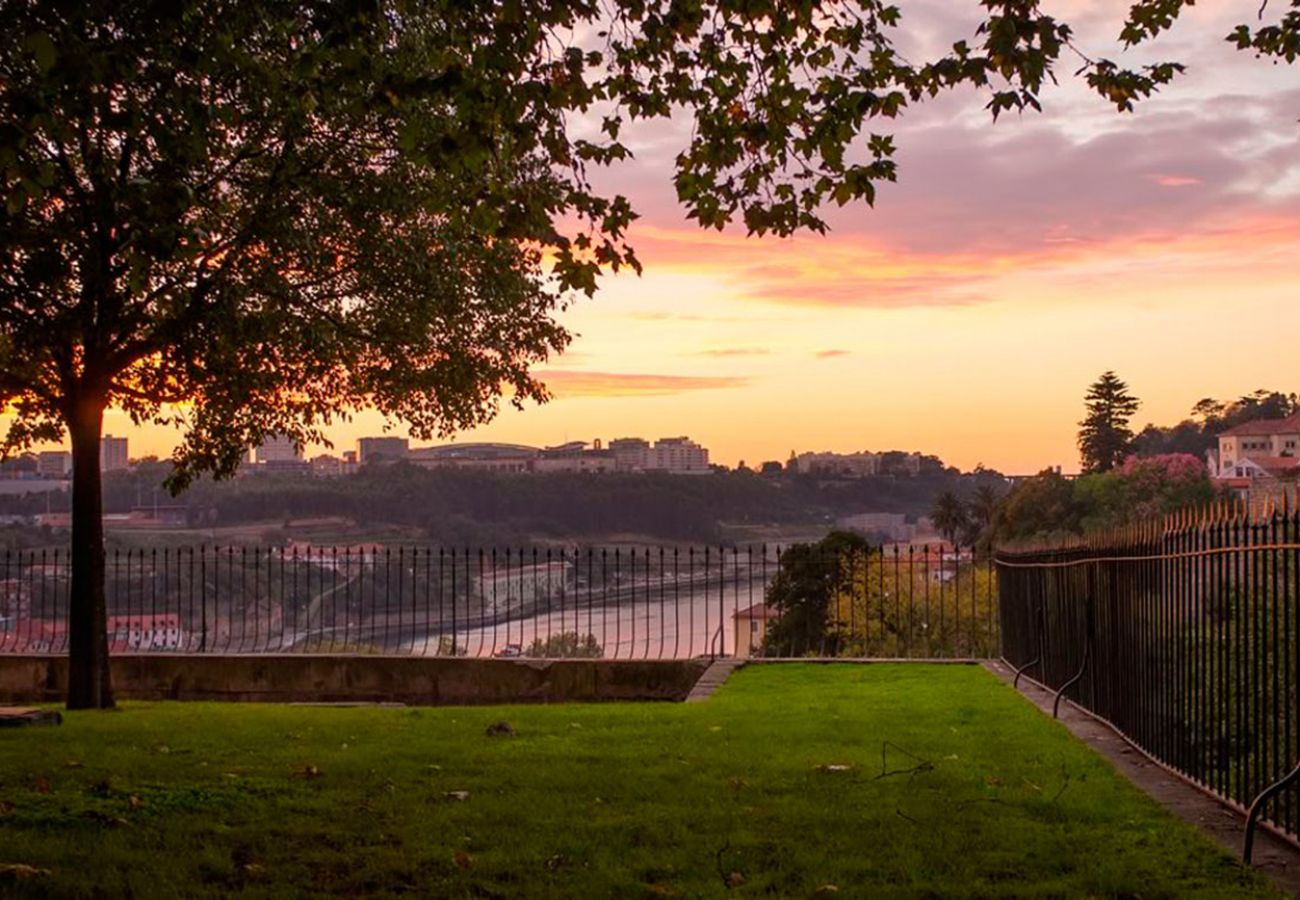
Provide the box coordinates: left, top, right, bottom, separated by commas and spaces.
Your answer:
0, 664, 1274, 898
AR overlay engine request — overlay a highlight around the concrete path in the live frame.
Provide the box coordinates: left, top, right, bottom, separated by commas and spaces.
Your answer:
985, 659, 1300, 896
685, 658, 745, 702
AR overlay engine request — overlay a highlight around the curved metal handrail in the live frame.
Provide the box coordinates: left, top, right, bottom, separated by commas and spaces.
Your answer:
1052, 637, 1088, 720
1243, 760, 1300, 864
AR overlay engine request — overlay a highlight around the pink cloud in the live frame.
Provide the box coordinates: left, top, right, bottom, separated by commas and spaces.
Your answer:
815, 349, 850, 359
535, 370, 749, 398
1149, 174, 1203, 187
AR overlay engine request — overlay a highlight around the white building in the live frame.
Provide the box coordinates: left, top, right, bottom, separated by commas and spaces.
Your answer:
256, 434, 303, 463
794, 451, 880, 477
107, 613, 185, 651
609, 436, 709, 473
1216, 413, 1300, 477
609, 437, 652, 471
36, 450, 71, 478
472, 560, 575, 616
650, 437, 710, 473
357, 436, 409, 464
100, 435, 129, 472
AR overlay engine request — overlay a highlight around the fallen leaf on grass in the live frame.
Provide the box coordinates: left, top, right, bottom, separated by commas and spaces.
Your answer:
0, 801, 14, 816
445, 791, 470, 802
815, 885, 839, 894
454, 851, 474, 870
64, 760, 82, 769
726, 871, 746, 888
292, 764, 323, 780
985, 776, 1002, 787
814, 764, 854, 774
0, 864, 51, 881
32, 777, 50, 795
485, 721, 516, 737
127, 795, 142, 810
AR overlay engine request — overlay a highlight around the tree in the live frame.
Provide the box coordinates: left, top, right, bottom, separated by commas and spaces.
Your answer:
1130, 420, 1215, 459
1078, 372, 1141, 474
991, 469, 1084, 544
2, 2, 1293, 707
964, 483, 1003, 546
831, 552, 998, 657
930, 491, 970, 544
762, 532, 868, 657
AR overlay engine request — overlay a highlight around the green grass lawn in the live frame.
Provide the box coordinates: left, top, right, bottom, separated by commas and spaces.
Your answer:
0, 664, 1275, 898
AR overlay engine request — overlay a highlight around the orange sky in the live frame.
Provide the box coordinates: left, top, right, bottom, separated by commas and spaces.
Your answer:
16, 2, 1300, 475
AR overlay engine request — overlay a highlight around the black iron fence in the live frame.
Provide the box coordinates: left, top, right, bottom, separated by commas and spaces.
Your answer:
0, 543, 996, 660
998, 499, 1300, 849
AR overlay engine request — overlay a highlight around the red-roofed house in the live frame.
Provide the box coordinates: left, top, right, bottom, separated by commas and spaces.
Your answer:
1217, 413, 1300, 476
732, 602, 778, 657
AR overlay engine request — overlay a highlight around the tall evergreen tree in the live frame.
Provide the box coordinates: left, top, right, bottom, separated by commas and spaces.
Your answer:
1078, 372, 1141, 473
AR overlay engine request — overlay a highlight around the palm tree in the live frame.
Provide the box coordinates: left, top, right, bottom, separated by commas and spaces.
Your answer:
930, 491, 971, 545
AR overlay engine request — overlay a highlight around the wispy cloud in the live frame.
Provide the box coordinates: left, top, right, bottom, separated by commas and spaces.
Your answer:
536, 370, 750, 398
1149, 174, 1203, 188
815, 349, 850, 359
692, 347, 771, 358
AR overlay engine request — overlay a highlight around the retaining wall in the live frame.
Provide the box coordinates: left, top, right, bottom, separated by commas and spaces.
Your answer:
0, 655, 711, 705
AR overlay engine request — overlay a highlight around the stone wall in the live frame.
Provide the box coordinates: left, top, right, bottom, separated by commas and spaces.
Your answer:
0, 655, 711, 706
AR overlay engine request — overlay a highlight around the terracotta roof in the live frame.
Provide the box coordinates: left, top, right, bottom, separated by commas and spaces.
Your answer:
1220, 413, 1300, 437
733, 602, 778, 620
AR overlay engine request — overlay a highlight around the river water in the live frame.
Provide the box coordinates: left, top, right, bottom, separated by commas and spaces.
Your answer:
399, 579, 772, 659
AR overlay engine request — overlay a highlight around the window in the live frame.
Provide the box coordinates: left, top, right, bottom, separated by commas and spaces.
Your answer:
750, 620, 759, 634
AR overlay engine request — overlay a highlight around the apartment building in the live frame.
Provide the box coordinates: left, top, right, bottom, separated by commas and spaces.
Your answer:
256, 434, 303, 463
357, 436, 409, 464
100, 435, 129, 472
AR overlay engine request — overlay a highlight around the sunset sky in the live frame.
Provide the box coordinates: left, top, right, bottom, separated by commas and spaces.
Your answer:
41, 2, 1300, 474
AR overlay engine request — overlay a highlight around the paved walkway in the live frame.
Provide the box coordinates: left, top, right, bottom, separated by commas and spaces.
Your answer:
985, 659, 1300, 897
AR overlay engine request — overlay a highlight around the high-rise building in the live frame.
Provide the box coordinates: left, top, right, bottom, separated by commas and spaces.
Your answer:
256, 434, 302, 463
650, 437, 709, 473
36, 450, 71, 478
357, 436, 410, 464
609, 437, 652, 471
609, 437, 709, 473
100, 435, 129, 472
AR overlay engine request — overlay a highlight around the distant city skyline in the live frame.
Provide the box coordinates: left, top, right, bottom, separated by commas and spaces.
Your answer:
11, 374, 1295, 477
3, 2, 1296, 478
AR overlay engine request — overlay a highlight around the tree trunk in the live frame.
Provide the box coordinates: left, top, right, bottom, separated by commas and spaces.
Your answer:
66, 396, 114, 709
